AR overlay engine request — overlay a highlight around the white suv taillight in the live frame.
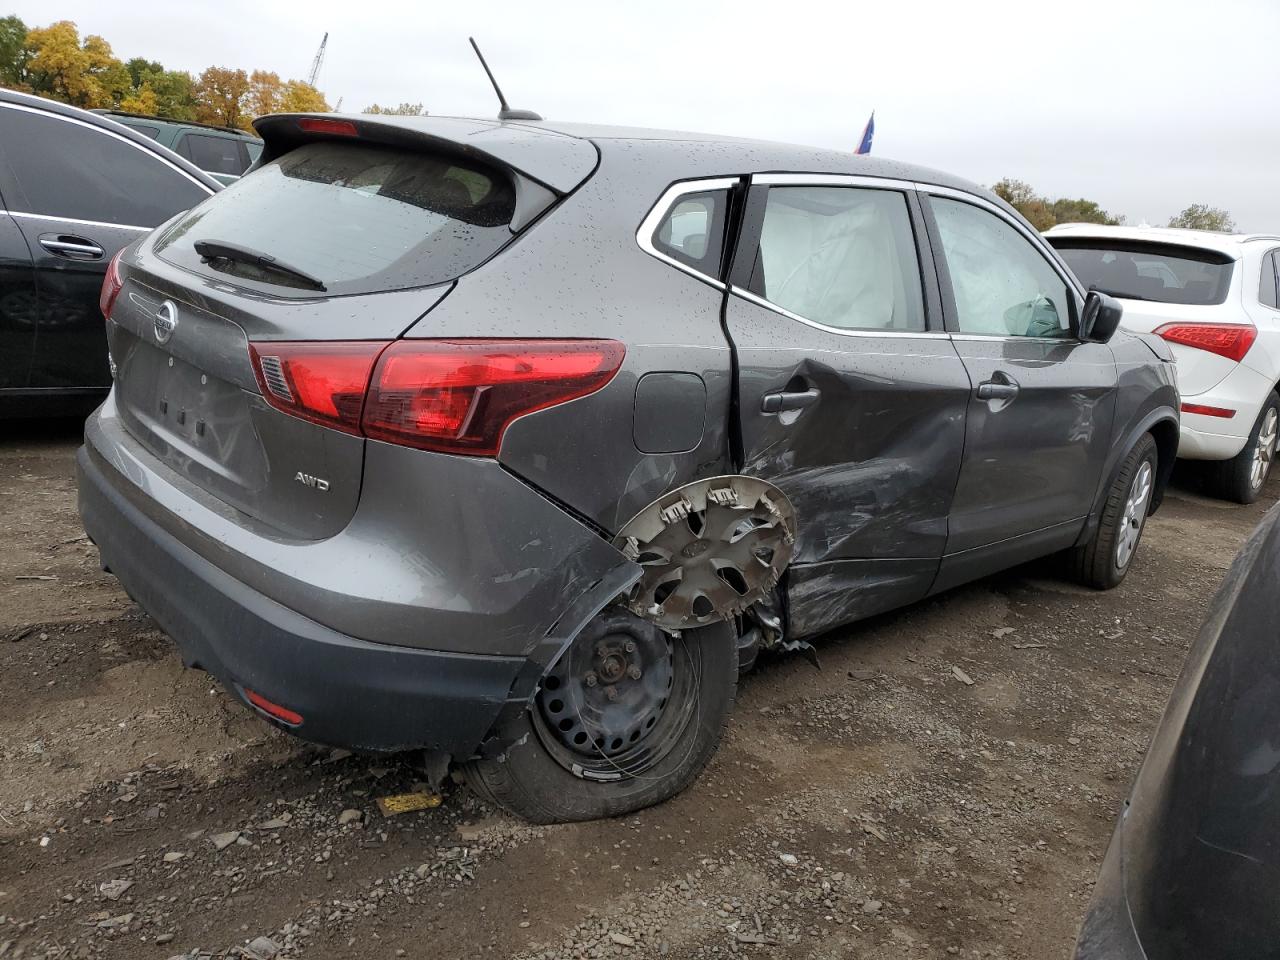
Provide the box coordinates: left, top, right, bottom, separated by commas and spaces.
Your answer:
1154, 322, 1257, 363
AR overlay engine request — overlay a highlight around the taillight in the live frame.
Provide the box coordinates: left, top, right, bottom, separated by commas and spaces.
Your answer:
363, 340, 625, 455
1154, 322, 1257, 362
297, 117, 358, 137
99, 249, 124, 321
249, 339, 625, 456
248, 341, 385, 435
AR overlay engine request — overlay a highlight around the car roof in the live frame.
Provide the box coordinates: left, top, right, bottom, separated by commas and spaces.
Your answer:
1046, 223, 1280, 258
266, 111, 997, 203
94, 110, 262, 140
0, 89, 223, 192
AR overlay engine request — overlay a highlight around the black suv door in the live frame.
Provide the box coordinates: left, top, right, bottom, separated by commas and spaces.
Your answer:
0, 104, 213, 396
0, 199, 36, 392
919, 189, 1118, 590
722, 175, 971, 638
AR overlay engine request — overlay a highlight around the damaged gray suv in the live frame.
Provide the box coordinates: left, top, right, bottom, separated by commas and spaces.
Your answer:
77, 112, 1180, 823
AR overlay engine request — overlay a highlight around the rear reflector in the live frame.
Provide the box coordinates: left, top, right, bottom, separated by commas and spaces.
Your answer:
1181, 402, 1236, 419
245, 689, 303, 726
249, 338, 625, 456
1154, 322, 1257, 363
297, 117, 359, 137
248, 341, 384, 435
99, 249, 124, 321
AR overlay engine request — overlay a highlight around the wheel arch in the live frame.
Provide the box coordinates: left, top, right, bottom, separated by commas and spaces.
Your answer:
1076, 405, 1179, 547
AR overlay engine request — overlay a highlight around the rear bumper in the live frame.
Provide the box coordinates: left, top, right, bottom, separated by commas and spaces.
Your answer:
78, 442, 525, 755
1176, 362, 1272, 460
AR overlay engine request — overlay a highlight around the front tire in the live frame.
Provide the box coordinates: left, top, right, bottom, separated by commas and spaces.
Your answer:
1206, 392, 1279, 504
462, 611, 737, 824
1069, 433, 1158, 589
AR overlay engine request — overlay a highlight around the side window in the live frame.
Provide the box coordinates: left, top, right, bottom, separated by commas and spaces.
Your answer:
749, 186, 924, 332
1259, 250, 1279, 310
652, 190, 727, 279
0, 107, 208, 227
931, 196, 1073, 339
181, 134, 245, 177
127, 123, 161, 140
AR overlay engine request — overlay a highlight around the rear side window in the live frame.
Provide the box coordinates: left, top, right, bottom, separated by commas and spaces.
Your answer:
0, 106, 208, 226
155, 141, 518, 297
652, 190, 727, 279
1051, 239, 1234, 306
1259, 250, 1279, 309
748, 186, 925, 333
180, 133, 247, 176
127, 123, 162, 140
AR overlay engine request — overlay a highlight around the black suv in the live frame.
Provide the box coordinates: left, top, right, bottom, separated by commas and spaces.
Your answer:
0, 91, 219, 416
94, 110, 264, 185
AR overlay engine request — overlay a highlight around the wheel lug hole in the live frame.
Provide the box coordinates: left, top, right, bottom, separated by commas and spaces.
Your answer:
606, 686, 618, 701
584, 672, 597, 687
627, 665, 642, 680
624, 641, 636, 653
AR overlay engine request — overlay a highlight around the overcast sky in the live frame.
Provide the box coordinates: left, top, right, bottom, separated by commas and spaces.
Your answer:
13, 0, 1280, 230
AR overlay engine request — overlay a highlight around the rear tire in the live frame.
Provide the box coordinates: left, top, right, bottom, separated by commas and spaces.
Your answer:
1205, 392, 1279, 504
462, 613, 737, 824
1069, 433, 1158, 589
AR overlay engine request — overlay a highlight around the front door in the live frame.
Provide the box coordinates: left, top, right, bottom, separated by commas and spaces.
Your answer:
921, 191, 1117, 586
725, 176, 971, 638
0, 103, 212, 394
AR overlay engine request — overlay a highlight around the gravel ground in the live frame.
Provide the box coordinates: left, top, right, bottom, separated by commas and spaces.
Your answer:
1, 417, 1276, 960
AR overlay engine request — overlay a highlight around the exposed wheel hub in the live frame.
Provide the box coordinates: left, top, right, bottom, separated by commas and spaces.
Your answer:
535, 613, 687, 777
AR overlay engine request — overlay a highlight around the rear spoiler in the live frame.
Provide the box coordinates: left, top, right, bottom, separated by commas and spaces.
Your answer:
252, 113, 598, 195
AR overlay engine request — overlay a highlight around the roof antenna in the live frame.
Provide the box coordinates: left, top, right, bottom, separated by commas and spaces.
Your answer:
469, 37, 542, 122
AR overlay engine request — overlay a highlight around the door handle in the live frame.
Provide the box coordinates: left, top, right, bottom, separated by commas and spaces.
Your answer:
39, 236, 105, 260
761, 387, 820, 413
976, 377, 1020, 401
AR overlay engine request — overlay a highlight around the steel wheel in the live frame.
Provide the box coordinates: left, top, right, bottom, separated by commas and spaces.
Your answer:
1251, 407, 1278, 491
532, 613, 700, 782
1116, 460, 1153, 570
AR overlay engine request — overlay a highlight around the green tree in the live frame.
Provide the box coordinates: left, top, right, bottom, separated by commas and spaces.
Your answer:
992, 178, 1055, 231
363, 102, 426, 115
1048, 197, 1124, 226
0, 14, 29, 89
1168, 204, 1235, 232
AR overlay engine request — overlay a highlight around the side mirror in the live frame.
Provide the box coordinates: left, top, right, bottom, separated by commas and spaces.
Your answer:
1081, 290, 1124, 343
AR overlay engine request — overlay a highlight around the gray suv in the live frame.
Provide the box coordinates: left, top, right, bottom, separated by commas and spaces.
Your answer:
77, 112, 1179, 823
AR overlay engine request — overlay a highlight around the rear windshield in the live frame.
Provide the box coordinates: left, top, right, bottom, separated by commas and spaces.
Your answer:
1050, 239, 1234, 306
155, 141, 516, 296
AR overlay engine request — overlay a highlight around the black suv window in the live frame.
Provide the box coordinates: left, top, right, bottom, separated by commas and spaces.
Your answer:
179, 133, 247, 176
1260, 250, 1279, 310
155, 140, 518, 297
652, 190, 728, 280
0, 106, 208, 227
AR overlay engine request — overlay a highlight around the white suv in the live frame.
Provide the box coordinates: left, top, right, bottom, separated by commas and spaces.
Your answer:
1047, 225, 1280, 503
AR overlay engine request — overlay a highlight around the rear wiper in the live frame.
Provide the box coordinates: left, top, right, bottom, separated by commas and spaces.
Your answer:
194, 239, 327, 292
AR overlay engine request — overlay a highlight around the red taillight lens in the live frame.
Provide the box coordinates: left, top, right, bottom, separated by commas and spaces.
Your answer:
99, 249, 124, 321
249, 339, 625, 456
248, 341, 385, 435
362, 340, 626, 455
1154, 322, 1257, 362
297, 117, 358, 137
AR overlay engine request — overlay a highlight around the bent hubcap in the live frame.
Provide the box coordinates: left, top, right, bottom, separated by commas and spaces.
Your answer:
1252, 407, 1278, 491
1116, 460, 1153, 570
533, 613, 699, 781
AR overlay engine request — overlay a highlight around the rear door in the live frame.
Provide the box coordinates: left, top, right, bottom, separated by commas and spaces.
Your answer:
723, 174, 971, 637
920, 189, 1117, 583
0, 172, 37, 390
0, 103, 213, 393
176, 132, 250, 184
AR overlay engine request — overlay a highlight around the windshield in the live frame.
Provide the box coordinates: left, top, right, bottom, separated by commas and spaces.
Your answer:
1050, 239, 1234, 306
155, 141, 516, 296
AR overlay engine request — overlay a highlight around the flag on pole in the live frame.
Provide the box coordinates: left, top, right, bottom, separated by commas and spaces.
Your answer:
855, 111, 875, 155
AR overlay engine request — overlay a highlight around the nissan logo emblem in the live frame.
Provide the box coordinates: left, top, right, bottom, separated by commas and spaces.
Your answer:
154, 301, 178, 344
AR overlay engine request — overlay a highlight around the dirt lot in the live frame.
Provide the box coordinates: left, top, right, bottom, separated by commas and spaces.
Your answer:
1, 418, 1276, 960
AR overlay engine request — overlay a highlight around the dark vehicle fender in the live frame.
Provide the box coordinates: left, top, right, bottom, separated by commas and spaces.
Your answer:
1076, 348, 1178, 547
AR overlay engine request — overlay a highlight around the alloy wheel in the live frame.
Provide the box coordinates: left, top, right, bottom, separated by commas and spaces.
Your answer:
1115, 460, 1153, 570
1251, 407, 1278, 491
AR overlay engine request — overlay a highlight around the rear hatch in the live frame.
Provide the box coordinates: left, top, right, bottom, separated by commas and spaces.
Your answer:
105, 115, 595, 539
1050, 236, 1242, 394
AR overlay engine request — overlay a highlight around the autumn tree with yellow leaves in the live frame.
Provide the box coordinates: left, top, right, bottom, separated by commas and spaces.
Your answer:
0, 16, 329, 131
